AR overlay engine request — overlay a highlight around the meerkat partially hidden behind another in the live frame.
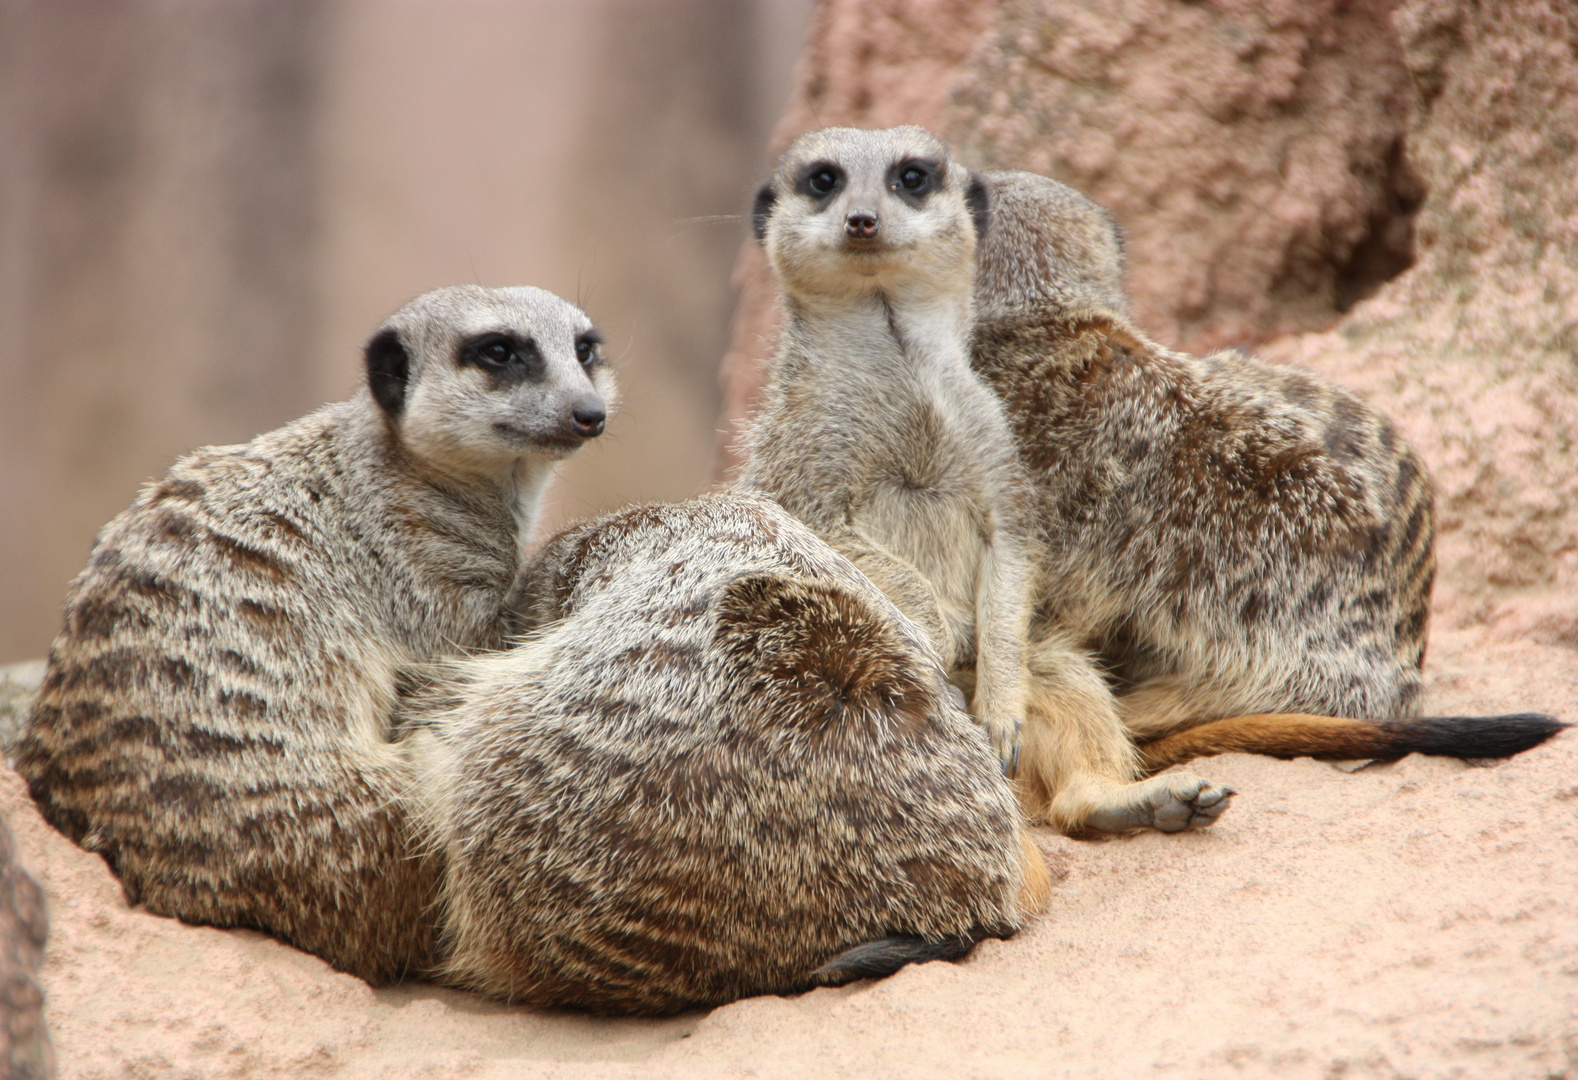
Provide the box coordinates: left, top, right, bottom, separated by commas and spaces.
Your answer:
740, 126, 1236, 835
403, 492, 1049, 1015
15, 285, 614, 983
969, 169, 1564, 782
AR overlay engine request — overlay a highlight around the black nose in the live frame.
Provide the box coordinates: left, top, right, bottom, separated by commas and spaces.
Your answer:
845, 212, 879, 239
571, 398, 606, 438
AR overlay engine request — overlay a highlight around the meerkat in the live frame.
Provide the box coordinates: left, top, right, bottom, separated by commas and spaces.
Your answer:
738, 126, 1236, 835
969, 168, 1564, 777
13, 284, 614, 984
401, 491, 1049, 1015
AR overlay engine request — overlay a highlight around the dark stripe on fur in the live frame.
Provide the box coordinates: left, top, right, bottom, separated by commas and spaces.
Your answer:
1139, 712, 1567, 772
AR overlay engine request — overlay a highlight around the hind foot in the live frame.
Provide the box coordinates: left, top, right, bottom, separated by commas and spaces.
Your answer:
1083, 775, 1236, 835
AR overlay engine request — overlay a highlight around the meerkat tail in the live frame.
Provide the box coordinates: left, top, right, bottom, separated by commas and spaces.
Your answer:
1136, 712, 1568, 772
803, 932, 991, 988
1015, 829, 1052, 918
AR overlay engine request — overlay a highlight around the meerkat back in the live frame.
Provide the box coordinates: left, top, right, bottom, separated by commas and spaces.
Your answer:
407, 493, 1046, 1015
13, 284, 614, 983
971, 169, 1562, 768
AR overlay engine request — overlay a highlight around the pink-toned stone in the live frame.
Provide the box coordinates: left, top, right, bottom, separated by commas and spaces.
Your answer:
1, 809, 52, 1079
948, 0, 1422, 352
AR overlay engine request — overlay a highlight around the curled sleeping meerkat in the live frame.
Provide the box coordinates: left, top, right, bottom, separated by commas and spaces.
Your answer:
403, 492, 1050, 1015
969, 168, 1564, 780
740, 126, 1236, 834
14, 284, 614, 983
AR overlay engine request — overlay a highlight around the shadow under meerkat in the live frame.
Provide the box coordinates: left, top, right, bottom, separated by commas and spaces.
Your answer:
404, 492, 1048, 1015
969, 168, 1564, 784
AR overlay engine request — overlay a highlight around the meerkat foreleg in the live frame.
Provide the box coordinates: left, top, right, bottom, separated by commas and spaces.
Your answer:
969, 539, 1034, 769
1017, 632, 1236, 834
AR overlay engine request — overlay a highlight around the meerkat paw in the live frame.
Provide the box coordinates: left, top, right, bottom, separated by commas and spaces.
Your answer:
988, 721, 1023, 778
1083, 775, 1236, 835
944, 685, 1022, 775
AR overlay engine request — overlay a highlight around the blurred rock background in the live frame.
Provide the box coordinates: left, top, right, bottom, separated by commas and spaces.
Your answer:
0, 0, 810, 665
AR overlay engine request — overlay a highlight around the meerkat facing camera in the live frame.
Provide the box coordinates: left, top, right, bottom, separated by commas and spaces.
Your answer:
14, 284, 614, 983
740, 126, 1236, 835
970, 169, 1563, 778
403, 492, 1049, 1015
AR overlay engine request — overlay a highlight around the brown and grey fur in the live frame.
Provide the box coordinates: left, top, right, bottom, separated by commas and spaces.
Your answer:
739, 127, 1235, 834
402, 491, 1049, 1015
970, 169, 1563, 779
13, 284, 614, 983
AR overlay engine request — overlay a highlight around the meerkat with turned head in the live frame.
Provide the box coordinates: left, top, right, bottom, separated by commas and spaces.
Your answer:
739, 126, 1236, 835
14, 284, 614, 984
969, 169, 1563, 781
402, 491, 1049, 1015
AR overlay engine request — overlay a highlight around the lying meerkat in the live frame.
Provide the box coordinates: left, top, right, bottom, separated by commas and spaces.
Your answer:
403, 491, 1049, 1015
970, 168, 1564, 779
14, 284, 614, 983
740, 126, 1236, 835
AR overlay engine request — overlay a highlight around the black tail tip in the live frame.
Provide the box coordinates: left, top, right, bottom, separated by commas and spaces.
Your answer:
1397, 712, 1568, 760
802, 925, 1015, 989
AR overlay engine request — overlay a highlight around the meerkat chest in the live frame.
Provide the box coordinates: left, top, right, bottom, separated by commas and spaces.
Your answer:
850, 395, 1009, 633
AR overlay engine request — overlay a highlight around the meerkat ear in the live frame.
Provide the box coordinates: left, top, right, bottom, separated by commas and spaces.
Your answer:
751, 181, 777, 244
365, 327, 410, 418
965, 173, 991, 242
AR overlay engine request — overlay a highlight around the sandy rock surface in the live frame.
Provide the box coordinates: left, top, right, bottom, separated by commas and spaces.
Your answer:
1, 646, 1574, 1079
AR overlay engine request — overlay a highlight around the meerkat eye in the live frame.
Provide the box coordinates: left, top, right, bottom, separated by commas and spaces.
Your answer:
800, 164, 844, 198
898, 164, 931, 194
575, 331, 603, 367
462, 332, 538, 375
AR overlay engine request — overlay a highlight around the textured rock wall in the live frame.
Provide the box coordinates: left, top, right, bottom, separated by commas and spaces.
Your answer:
718, 0, 1578, 650
949, 0, 1423, 349
1259, 0, 1578, 643
0, 812, 53, 1080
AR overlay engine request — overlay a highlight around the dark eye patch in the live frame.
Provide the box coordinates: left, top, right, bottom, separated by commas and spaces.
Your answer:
888, 158, 941, 207
575, 329, 604, 369
796, 161, 845, 202
459, 331, 543, 388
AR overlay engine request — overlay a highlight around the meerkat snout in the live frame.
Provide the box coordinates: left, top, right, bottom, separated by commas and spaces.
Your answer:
845, 212, 879, 239
569, 397, 606, 437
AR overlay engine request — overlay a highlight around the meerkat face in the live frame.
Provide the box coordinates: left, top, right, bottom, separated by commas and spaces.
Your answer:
364, 284, 616, 476
752, 126, 990, 305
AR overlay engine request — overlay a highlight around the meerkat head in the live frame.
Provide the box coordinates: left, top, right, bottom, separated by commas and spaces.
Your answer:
752, 126, 990, 306
363, 284, 616, 477
972, 170, 1128, 323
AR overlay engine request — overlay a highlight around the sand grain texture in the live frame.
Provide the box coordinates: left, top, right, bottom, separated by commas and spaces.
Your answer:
1, 650, 1575, 1078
